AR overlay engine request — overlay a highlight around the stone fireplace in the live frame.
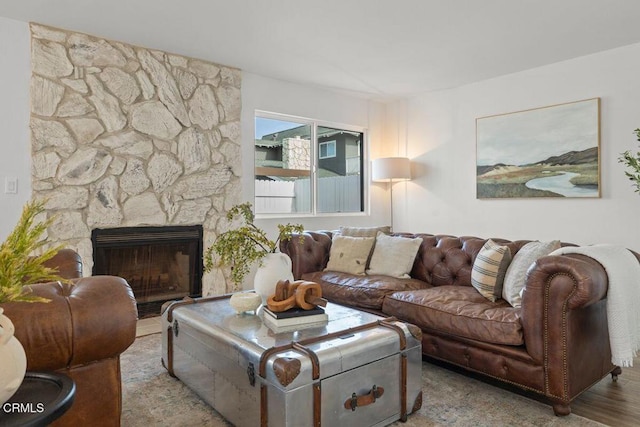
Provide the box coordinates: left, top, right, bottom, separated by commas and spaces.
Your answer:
29, 23, 242, 296
92, 225, 203, 317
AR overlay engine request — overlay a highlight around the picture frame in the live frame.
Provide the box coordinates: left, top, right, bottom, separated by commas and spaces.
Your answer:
476, 98, 600, 199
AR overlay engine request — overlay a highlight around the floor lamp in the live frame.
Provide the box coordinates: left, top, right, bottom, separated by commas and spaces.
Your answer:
372, 157, 411, 232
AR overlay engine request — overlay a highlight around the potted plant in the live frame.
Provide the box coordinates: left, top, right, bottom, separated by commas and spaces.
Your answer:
618, 129, 640, 193
204, 202, 303, 300
0, 199, 64, 404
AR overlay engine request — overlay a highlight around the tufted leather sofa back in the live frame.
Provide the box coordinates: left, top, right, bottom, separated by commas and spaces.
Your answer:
401, 234, 535, 287
282, 231, 576, 287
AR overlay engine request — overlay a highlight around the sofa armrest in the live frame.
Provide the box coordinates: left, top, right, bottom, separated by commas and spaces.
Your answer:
280, 231, 332, 279
522, 253, 608, 362
520, 253, 611, 401
3, 276, 138, 371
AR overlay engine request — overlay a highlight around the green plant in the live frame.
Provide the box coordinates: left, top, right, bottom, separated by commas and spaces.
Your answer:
204, 203, 304, 287
618, 129, 640, 193
0, 200, 64, 303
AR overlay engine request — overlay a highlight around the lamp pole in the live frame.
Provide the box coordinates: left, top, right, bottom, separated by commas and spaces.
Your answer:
372, 157, 411, 233
389, 179, 395, 232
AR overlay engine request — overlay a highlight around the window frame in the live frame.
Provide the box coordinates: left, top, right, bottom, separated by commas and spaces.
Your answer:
254, 110, 368, 218
318, 140, 337, 159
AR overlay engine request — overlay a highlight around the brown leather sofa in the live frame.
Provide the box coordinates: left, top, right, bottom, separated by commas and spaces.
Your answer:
2, 249, 138, 426
281, 231, 638, 415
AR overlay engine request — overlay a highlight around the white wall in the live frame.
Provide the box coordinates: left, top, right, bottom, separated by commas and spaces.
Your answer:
398, 42, 640, 250
241, 72, 390, 237
0, 17, 31, 240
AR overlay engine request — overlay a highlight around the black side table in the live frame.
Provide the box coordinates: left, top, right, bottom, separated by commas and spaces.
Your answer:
0, 372, 75, 427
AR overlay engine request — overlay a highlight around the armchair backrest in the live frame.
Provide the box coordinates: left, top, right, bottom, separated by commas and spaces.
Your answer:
42, 248, 83, 280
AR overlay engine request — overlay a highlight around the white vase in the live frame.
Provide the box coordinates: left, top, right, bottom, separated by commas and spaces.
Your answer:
0, 307, 27, 405
254, 253, 294, 304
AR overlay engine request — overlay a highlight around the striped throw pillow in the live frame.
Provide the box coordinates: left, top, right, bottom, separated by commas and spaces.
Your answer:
471, 240, 512, 302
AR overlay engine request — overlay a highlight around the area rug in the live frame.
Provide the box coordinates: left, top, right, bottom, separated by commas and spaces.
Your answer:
121, 334, 603, 426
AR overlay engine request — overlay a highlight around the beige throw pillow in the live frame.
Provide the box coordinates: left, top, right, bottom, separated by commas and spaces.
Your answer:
325, 235, 375, 275
502, 240, 561, 307
366, 232, 422, 278
339, 225, 391, 268
471, 239, 512, 302
339, 225, 391, 238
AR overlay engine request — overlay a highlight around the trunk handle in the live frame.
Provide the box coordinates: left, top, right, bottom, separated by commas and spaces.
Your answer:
344, 385, 385, 411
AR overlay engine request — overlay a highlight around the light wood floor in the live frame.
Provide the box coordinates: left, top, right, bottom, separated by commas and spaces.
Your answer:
136, 316, 162, 337
135, 318, 637, 425
571, 359, 639, 427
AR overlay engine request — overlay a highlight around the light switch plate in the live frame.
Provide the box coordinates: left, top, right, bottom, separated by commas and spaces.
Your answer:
5, 177, 18, 194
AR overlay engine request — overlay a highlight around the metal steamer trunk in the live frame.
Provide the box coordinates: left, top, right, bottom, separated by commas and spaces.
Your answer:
161, 296, 423, 427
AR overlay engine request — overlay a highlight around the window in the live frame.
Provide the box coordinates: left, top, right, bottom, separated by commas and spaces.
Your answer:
255, 112, 365, 215
319, 141, 336, 159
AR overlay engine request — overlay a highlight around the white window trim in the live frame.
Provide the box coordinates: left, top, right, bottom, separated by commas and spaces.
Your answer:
319, 140, 336, 159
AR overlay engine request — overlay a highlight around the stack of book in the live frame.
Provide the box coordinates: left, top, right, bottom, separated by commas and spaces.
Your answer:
262, 306, 328, 333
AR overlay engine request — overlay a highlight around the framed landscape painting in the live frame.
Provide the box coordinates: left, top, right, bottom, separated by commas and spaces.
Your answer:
476, 98, 600, 199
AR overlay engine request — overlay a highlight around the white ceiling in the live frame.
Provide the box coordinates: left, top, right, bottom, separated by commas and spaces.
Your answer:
2, 0, 640, 99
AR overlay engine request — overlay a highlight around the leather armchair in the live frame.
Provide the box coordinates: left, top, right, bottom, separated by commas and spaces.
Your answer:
2, 249, 138, 426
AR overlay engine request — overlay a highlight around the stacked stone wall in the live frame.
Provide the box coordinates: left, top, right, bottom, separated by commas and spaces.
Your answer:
29, 23, 242, 295
282, 137, 310, 170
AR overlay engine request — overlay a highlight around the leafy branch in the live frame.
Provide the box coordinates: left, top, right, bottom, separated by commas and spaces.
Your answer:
618, 129, 640, 194
0, 200, 64, 304
203, 203, 303, 287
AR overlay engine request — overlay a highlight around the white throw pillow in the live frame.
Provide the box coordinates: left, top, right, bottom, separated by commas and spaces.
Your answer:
471, 239, 512, 302
366, 232, 422, 278
502, 240, 561, 307
325, 235, 375, 275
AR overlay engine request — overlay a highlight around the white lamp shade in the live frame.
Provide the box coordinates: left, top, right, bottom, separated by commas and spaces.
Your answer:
372, 157, 411, 182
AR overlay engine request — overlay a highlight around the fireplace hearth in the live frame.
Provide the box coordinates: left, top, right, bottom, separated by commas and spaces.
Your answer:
92, 225, 203, 318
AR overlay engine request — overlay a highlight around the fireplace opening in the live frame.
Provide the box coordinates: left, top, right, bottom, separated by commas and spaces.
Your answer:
92, 225, 203, 318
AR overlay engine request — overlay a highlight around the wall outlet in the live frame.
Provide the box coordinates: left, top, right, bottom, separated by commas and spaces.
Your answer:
4, 177, 18, 194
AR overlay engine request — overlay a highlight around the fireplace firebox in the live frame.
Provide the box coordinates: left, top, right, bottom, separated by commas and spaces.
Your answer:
92, 225, 203, 318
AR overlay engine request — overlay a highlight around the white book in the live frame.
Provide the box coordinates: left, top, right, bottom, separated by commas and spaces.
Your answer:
262, 314, 328, 333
